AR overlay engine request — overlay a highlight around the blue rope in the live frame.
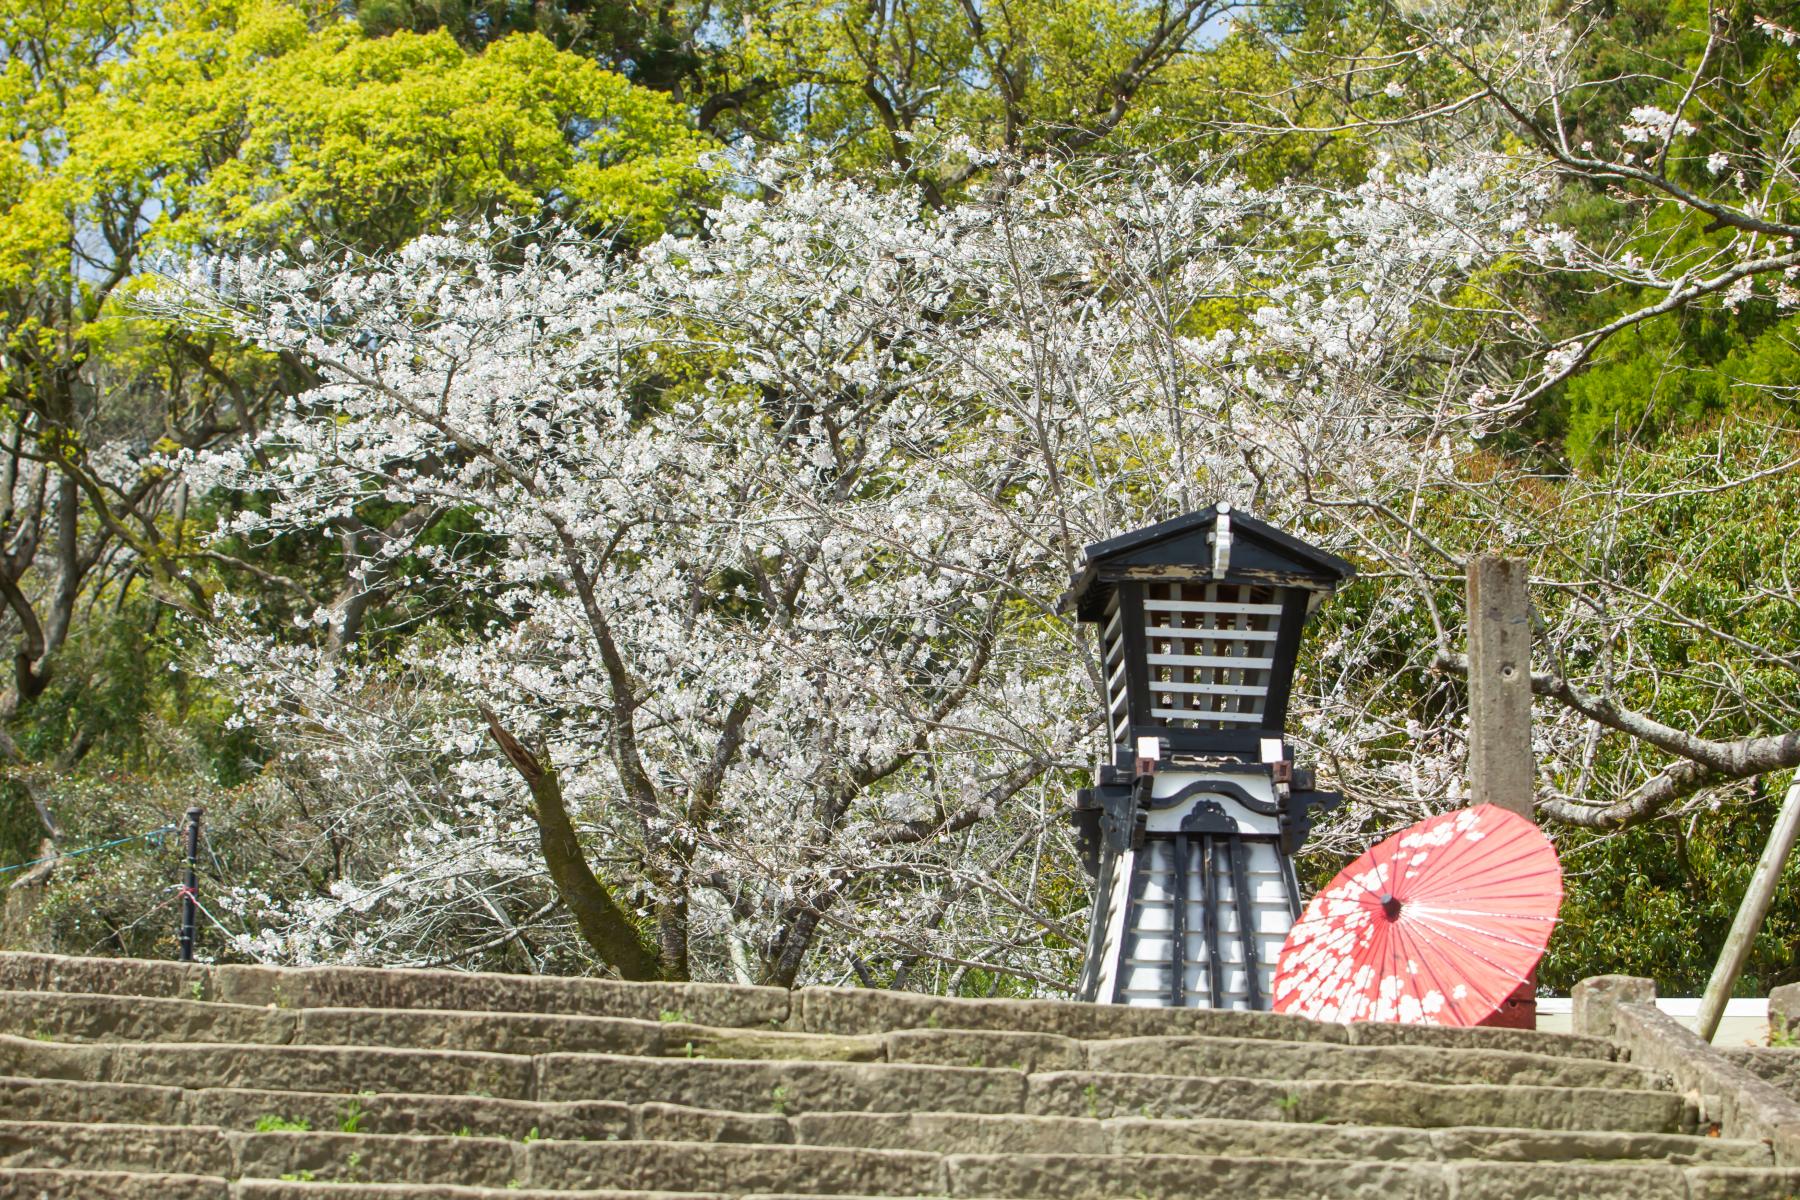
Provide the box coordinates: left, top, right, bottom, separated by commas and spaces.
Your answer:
0, 825, 178, 877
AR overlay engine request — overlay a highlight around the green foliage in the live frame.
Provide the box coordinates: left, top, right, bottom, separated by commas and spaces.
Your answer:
1543, 789, 1800, 994
14, 597, 259, 788
1524, 0, 1800, 462
255, 1114, 313, 1132
1540, 423, 1800, 993
1559, 311, 1800, 469
65, 0, 708, 252
0, 781, 37, 869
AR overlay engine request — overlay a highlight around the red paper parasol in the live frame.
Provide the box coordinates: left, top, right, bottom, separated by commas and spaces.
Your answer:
1270, 803, 1561, 1026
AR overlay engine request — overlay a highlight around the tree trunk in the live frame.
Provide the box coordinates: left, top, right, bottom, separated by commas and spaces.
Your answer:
481, 707, 663, 980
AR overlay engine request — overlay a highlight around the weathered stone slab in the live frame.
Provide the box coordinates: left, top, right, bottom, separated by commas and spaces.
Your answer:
0, 991, 297, 1046
185, 1087, 633, 1141
534, 1054, 1027, 1115
525, 1140, 945, 1195
0, 1035, 537, 1100
1283, 1079, 1681, 1134
663, 1027, 886, 1063
0, 1168, 228, 1198
1429, 1125, 1773, 1166
237, 1186, 721, 1200
1026, 1070, 1682, 1132
1685, 1166, 1800, 1200
295, 1008, 666, 1058
944, 1152, 1446, 1200
1770, 983, 1800, 1040
884, 1029, 1083, 1072
156, 1041, 535, 1100
1724, 1047, 1800, 1102
0, 1119, 230, 1175
1026, 1070, 1291, 1122
232, 1129, 520, 1187
878, 1029, 1072, 1072
218, 962, 791, 1030
1444, 1161, 1686, 1199
0, 953, 792, 1029
1572, 975, 1657, 1040
0, 1077, 184, 1126
797, 986, 1344, 1042
0, 954, 205, 1001
1346, 1020, 1618, 1061
793, 1112, 1107, 1155
1084, 1036, 1648, 1089
634, 1101, 793, 1144
1105, 1115, 1436, 1161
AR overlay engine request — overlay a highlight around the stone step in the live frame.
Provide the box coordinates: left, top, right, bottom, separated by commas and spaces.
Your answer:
0, 1176, 718, 1200
0, 991, 881, 1063
0, 990, 1653, 1090
795, 986, 1619, 1059
0, 952, 1622, 1057
0, 1076, 1750, 1166
0, 1168, 229, 1198
220, 1187, 1800, 1200
943, 1156, 1800, 1200
233, 1190, 727, 1200
0, 1118, 231, 1175
219, 1194, 1079, 1200
0, 1030, 1685, 1134
0, 1037, 1032, 1114
1025, 1069, 1684, 1132
0, 1077, 726, 1142
5, 1161, 1800, 1200
790, 1111, 1769, 1165
0, 1036, 1683, 1134
1076, 1034, 1650, 1090
0, 1035, 543, 1101
6, 1124, 1776, 1200
0, 953, 788, 1032
227, 1156, 1800, 1200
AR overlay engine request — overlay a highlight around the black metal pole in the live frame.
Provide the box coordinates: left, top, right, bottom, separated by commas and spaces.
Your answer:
178, 807, 202, 962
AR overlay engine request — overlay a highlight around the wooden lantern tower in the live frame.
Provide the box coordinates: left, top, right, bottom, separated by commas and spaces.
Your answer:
1065, 502, 1352, 1008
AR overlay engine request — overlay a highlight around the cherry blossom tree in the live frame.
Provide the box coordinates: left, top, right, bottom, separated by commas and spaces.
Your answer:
1202, 0, 1800, 840
149, 145, 1545, 983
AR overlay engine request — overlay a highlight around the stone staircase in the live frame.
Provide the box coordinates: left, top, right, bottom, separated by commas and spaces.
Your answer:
0, 953, 1795, 1198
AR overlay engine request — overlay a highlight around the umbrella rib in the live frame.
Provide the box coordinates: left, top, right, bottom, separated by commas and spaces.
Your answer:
1401, 909, 1551, 991
1408, 907, 1561, 948
1399, 930, 1530, 1015
1401, 832, 1546, 898
1400, 810, 1554, 889
1411, 850, 1562, 902
1417, 905, 1557, 923
1410, 919, 1464, 1025
1394, 914, 1451, 1024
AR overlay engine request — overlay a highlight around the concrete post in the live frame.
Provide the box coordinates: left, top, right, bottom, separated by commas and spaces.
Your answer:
1466, 556, 1534, 818
1467, 557, 1539, 1030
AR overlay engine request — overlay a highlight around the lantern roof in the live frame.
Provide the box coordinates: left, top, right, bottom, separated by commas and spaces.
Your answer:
1064, 502, 1355, 621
